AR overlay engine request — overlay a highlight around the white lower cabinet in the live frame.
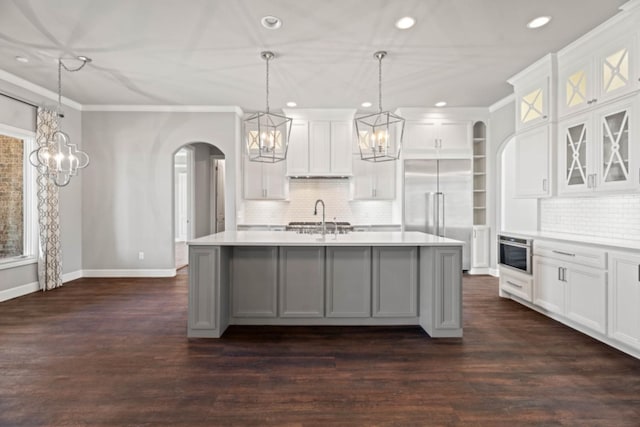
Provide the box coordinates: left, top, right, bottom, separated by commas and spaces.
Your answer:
608, 251, 640, 352
499, 266, 533, 302
564, 263, 607, 334
533, 255, 565, 315
471, 226, 490, 268
533, 246, 607, 334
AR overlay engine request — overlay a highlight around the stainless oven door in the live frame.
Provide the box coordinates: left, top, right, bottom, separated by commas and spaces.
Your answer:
499, 240, 532, 274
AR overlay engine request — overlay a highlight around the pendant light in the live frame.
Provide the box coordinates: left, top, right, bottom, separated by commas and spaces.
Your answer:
30, 56, 90, 186
354, 51, 405, 162
244, 51, 292, 163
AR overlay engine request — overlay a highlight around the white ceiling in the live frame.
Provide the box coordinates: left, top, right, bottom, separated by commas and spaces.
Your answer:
0, 0, 629, 112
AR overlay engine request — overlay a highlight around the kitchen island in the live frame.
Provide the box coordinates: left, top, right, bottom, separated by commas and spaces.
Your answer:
187, 231, 463, 338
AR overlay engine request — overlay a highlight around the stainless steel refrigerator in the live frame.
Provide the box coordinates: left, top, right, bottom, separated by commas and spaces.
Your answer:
404, 159, 472, 270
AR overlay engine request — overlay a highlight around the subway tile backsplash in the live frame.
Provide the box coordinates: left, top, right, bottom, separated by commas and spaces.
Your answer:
239, 179, 395, 225
540, 194, 640, 241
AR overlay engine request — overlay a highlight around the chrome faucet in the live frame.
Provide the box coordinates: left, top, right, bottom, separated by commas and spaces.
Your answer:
313, 199, 326, 236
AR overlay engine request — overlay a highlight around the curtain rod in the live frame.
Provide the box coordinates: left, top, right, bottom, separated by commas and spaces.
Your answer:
0, 90, 39, 109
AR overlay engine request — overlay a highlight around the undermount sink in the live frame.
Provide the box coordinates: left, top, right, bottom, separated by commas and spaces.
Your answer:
286, 221, 353, 234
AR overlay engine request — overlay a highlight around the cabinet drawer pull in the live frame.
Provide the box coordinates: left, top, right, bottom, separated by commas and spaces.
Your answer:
506, 280, 523, 289
552, 250, 575, 257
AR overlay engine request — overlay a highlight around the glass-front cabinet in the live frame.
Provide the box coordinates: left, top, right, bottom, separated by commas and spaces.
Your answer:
598, 106, 632, 190
558, 97, 638, 195
559, 115, 590, 194
558, 35, 637, 118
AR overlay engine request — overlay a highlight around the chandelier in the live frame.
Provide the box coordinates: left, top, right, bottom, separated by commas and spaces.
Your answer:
30, 56, 90, 187
354, 51, 405, 162
244, 51, 292, 163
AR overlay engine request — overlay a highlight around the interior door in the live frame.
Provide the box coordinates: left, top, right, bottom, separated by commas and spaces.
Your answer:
215, 159, 225, 232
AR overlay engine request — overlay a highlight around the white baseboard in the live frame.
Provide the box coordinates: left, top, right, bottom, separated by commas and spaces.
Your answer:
82, 269, 177, 278
489, 268, 500, 277
0, 281, 39, 302
467, 267, 491, 275
0, 268, 177, 302
62, 270, 83, 282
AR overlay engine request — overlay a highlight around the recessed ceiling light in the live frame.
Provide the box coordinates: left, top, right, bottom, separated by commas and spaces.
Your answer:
435, 101, 447, 107
261, 15, 282, 30
395, 16, 416, 30
361, 101, 372, 108
15, 56, 29, 63
286, 101, 297, 107
527, 16, 551, 29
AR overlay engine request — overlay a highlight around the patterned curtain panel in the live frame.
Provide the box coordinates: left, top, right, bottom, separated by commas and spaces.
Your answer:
35, 108, 63, 291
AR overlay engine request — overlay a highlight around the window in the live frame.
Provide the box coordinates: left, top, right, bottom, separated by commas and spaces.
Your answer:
0, 124, 37, 269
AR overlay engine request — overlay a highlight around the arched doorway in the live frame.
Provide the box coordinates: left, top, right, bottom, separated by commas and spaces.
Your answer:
173, 142, 225, 270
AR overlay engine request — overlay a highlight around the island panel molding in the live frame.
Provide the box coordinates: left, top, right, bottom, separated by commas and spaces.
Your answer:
187, 231, 463, 338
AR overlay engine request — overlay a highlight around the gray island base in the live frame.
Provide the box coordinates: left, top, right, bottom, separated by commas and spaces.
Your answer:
187, 231, 463, 339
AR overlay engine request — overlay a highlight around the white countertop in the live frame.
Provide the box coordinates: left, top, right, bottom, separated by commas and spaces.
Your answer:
188, 231, 463, 247
500, 230, 640, 252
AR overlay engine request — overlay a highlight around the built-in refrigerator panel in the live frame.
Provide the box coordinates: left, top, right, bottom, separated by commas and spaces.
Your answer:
404, 160, 438, 233
403, 159, 473, 270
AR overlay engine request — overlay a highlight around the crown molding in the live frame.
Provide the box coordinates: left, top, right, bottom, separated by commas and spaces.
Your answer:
0, 68, 82, 110
81, 105, 244, 115
489, 94, 515, 113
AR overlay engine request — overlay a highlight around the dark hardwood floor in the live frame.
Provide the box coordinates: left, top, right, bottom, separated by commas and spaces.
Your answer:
1, 271, 639, 426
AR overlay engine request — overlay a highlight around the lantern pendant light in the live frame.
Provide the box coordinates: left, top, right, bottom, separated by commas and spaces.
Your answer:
29, 56, 91, 186
244, 51, 292, 163
354, 51, 405, 162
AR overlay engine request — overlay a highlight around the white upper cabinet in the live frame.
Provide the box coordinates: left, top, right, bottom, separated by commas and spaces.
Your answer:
559, 34, 638, 118
558, 96, 638, 195
243, 156, 288, 200
514, 125, 553, 198
283, 109, 355, 177
351, 155, 396, 200
330, 121, 353, 175
403, 120, 471, 158
308, 121, 332, 174
286, 120, 310, 176
509, 54, 556, 132
597, 35, 638, 104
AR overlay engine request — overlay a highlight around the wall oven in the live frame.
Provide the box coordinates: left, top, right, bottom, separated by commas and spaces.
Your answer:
498, 234, 533, 275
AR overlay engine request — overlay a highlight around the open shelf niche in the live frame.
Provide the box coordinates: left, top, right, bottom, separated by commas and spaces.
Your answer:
472, 121, 486, 225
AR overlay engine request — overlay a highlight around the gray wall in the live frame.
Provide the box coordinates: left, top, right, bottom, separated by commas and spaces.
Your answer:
81, 111, 239, 272
0, 80, 83, 294
487, 99, 516, 271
